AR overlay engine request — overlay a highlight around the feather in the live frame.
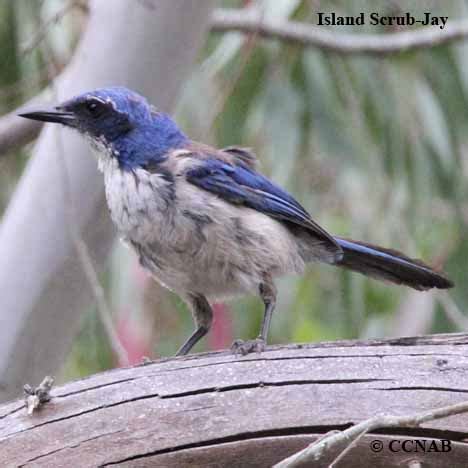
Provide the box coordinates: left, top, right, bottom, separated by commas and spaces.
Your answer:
335, 237, 453, 290
184, 153, 341, 257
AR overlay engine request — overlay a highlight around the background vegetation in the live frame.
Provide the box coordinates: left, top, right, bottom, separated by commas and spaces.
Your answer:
0, 0, 466, 382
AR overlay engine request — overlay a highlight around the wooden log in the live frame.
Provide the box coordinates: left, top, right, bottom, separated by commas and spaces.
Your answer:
1, 333, 468, 467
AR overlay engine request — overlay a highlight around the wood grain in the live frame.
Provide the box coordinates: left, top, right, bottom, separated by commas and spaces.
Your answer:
1, 333, 468, 467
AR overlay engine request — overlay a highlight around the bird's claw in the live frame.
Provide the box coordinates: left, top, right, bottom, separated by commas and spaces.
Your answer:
231, 337, 266, 356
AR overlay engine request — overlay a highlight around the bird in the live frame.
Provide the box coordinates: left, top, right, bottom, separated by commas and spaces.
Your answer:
19, 86, 454, 356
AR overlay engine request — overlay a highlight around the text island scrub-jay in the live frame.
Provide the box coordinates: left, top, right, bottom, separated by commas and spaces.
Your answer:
19, 87, 454, 356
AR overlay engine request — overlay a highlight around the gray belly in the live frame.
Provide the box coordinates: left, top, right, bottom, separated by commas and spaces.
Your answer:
103, 164, 307, 299
129, 214, 269, 299
127, 204, 311, 299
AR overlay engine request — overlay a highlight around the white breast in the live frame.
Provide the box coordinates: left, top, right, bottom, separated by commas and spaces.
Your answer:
98, 153, 307, 299
101, 156, 173, 245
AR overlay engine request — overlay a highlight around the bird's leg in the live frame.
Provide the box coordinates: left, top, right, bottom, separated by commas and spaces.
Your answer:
175, 294, 213, 356
232, 276, 277, 356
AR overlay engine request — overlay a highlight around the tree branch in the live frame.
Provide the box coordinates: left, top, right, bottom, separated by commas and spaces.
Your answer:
20, 0, 88, 55
211, 9, 468, 55
0, 106, 42, 155
275, 400, 468, 467
0, 0, 216, 403
3, 9, 468, 158
2, 336, 468, 466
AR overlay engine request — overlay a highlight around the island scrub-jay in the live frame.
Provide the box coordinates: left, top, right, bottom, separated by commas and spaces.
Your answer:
19, 87, 453, 355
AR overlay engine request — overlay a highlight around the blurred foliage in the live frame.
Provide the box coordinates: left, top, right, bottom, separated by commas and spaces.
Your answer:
1, 0, 467, 380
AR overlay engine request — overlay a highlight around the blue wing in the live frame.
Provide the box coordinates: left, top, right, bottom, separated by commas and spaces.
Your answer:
185, 158, 340, 250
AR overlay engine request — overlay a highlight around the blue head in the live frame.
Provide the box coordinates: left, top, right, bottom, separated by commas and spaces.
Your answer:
19, 86, 188, 170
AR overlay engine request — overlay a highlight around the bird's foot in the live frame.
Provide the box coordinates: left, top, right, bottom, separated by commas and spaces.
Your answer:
231, 337, 265, 356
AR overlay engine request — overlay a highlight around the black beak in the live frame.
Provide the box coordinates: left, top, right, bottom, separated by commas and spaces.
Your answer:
18, 107, 76, 126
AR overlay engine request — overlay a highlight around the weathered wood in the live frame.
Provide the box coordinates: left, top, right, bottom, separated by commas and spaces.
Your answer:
1, 333, 468, 467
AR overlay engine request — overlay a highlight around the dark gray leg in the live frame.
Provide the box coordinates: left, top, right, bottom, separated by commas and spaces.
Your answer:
232, 276, 277, 356
176, 294, 213, 356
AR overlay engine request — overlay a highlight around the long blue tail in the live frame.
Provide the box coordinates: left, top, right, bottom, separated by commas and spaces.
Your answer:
334, 237, 453, 291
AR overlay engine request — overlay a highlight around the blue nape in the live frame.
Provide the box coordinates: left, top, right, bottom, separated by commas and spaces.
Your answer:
114, 111, 188, 170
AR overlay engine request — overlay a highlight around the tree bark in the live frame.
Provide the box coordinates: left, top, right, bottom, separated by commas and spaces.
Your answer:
1, 334, 468, 467
0, 0, 215, 402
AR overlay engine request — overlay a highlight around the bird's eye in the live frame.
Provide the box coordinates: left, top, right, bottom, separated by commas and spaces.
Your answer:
85, 99, 105, 118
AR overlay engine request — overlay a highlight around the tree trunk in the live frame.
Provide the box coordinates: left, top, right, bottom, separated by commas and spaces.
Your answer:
1, 334, 468, 467
0, 0, 215, 402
